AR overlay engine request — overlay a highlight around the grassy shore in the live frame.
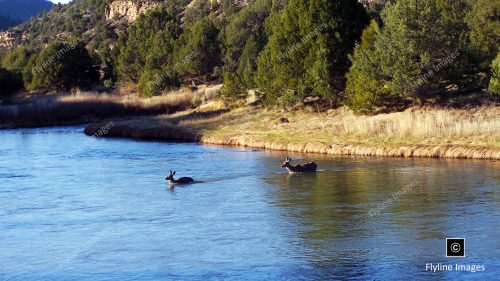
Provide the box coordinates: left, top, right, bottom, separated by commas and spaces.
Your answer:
84, 102, 500, 160
0, 85, 220, 128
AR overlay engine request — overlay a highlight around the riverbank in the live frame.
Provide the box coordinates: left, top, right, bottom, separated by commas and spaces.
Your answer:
0, 85, 220, 129
84, 103, 500, 160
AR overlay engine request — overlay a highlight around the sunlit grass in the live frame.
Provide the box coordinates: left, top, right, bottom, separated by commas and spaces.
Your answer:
171, 106, 499, 148
0, 85, 221, 125
83, 102, 499, 158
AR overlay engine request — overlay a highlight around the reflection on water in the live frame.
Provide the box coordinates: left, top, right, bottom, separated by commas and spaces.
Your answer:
263, 156, 499, 279
0, 127, 498, 280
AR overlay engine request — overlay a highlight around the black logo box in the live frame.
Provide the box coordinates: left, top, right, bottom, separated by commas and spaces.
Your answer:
446, 238, 465, 257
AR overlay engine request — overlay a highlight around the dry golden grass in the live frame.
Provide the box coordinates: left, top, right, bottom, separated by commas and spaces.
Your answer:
297, 107, 498, 147
85, 104, 500, 159
0, 85, 221, 126
336, 107, 499, 140
196, 106, 499, 147
56, 85, 221, 108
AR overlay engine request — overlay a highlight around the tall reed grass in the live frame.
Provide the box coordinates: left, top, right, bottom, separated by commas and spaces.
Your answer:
197, 106, 499, 146
334, 107, 499, 140
0, 85, 221, 126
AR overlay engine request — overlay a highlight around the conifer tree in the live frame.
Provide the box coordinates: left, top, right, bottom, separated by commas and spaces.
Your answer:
256, 0, 369, 106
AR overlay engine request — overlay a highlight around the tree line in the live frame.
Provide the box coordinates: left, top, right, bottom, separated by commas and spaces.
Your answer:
1, 0, 498, 113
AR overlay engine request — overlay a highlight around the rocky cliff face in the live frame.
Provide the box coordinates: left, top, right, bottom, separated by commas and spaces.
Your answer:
0, 30, 25, 48
359, 0, 390, 8
105, 0, 162, 23
105, 0, 252, 23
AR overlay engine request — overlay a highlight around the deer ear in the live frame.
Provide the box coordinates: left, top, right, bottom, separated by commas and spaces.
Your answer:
173, 171, 176, 175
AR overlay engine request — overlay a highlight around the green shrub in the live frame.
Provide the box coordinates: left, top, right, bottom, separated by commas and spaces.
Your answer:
191, 95, 203, 108
345, 20, 398, 112
279, 89, 300, 107
221, 72, 245, 101
137, 64, 181, 97
488, 52, 500, 94
1, 46, 35, 73
29, 41, 98, 90
103, 79, 114, 89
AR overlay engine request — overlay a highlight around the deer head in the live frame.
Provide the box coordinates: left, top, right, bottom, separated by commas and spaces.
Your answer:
165, 170, 176, 181
280, 157, 292, 168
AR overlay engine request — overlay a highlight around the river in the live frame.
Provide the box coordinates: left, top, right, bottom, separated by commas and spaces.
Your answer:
0, 126, 498, 280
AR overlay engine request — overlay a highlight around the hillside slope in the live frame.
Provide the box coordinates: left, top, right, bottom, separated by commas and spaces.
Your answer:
8, 0, 109, 49
0, 0, 245, 49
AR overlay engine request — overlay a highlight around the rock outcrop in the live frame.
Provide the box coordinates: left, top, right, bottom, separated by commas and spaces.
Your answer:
358, 0, 390, 8
0, 30, 25, 48
105, 0, 162, 23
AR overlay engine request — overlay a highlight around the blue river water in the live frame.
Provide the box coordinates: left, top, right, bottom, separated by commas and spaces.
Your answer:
0, 126, 498, 280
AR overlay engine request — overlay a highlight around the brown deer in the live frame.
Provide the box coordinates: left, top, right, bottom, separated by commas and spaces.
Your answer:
165, 170, 194, 184
280, 157, 317, 173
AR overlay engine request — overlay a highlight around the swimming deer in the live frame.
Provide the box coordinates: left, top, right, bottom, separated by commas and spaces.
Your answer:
280, 157, 317, 173
165, 170, 194, 184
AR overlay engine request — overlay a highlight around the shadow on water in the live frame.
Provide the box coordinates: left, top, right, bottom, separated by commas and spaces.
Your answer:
262, 167, 375, 277
260, 155, 500, 278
